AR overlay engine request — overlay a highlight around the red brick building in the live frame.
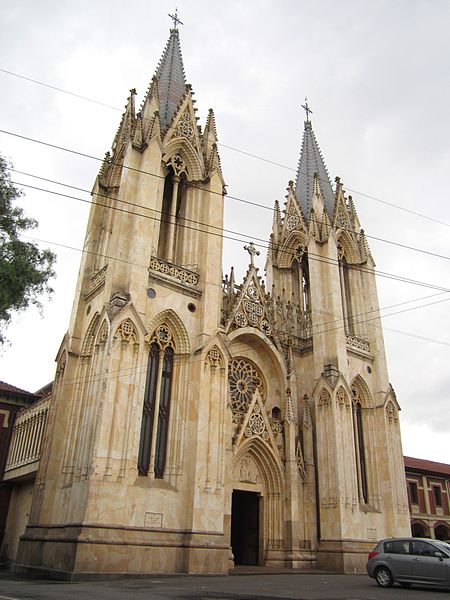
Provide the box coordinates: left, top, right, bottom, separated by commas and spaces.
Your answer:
404, 455, 450, 540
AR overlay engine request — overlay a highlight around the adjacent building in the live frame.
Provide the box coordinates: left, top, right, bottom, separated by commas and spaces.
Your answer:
0, 382, 50, 561
405, 456, 450, 541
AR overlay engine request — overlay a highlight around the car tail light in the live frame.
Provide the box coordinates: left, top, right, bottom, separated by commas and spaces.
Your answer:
368, 551, 379, 560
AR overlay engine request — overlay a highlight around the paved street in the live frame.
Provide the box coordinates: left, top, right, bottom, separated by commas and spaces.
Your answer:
0, 569, 448, 600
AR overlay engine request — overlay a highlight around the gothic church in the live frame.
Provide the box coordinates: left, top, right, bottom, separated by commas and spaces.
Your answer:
14, 22, 410, 577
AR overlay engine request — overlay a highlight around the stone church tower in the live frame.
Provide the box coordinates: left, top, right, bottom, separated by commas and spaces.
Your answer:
16, 22, 410, 578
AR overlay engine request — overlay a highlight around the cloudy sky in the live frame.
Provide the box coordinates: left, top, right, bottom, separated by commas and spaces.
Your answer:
1, 0, 449, 463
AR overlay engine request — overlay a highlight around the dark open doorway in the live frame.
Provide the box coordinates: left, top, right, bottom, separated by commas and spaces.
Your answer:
231, 490, 260, 565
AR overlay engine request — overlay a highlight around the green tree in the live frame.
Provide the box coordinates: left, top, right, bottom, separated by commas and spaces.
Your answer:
0, 154, 56, 344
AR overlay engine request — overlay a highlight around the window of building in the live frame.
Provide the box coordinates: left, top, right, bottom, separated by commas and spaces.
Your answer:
408, 481, 419, 504
433, 485, 443, 507
271, 407, 281, 420
138, 325, 175, 478
292, 246, 310, 315
157, 158, 188, 264
338, 245, 354, 336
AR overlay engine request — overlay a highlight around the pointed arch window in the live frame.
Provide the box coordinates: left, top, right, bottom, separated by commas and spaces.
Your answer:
138, 325, 175, 478
157, 156, 187, 264
338, 244, 354, 336
352, 386, 368, 503
292, 244, 310, 314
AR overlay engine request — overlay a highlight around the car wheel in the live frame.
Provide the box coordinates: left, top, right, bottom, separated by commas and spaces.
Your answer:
375, 566, 394, 588
399, 582, 412, 588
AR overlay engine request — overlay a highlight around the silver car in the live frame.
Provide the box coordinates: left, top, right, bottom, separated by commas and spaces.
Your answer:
366, 537, 450, 589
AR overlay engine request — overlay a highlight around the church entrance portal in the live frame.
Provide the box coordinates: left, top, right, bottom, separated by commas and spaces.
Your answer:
231, 490, 260, 565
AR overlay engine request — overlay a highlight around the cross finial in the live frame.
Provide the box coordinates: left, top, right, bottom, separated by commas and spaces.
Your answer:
168, 8, 183, 30
301, 97, 313, 122
244, 242, 260, 267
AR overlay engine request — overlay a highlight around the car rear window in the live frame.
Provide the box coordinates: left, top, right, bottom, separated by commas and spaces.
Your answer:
384, 540, 410, 554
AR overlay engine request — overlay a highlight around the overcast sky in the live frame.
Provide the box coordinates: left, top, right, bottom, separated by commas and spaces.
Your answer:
0, 0, 449, 463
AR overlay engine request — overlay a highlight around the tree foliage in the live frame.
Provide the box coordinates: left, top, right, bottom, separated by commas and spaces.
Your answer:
0, 154, 56, 344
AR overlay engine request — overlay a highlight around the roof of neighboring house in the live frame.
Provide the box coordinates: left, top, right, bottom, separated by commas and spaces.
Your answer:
404, 455, 450, 477
0, 380, 38, 399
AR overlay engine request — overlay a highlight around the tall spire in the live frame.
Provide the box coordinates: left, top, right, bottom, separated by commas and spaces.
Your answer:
153, 24, 187, 131
294, 119, 334, 219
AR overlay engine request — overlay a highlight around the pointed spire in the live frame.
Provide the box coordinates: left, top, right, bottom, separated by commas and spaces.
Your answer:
294, 119, 335, 220
153, 27, 187, 131
272, 199, 281, 240
112, 88, 136, 151
203, 108, 218, 145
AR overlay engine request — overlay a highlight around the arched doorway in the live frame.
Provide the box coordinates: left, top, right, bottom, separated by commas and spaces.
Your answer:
411, 522, 428, 537
434, 524, 449, 541
231, 489, 260, 565
231, 437, 284, 567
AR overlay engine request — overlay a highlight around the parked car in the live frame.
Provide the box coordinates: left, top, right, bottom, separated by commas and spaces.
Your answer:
366, 537, 450, 589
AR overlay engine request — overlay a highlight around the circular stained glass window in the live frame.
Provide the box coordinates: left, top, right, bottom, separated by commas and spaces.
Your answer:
228, 358, 264, 413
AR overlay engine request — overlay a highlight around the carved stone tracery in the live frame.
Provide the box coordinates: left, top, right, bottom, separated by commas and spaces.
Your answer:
205, 345, 224, 368
117, 319, 137, 344
228, 358, 265, 414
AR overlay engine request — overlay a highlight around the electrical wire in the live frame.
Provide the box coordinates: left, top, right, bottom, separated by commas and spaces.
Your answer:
9, 165, 450, 264
1, 66, 449, 228
11, 177, 450, 294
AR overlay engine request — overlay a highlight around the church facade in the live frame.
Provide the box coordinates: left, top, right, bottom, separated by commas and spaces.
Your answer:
14, 24, 410, 578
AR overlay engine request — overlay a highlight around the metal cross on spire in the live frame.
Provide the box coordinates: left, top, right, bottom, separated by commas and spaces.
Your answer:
301, 97, 313, 122
244, 242, 260, 267
168, 8, 183, 30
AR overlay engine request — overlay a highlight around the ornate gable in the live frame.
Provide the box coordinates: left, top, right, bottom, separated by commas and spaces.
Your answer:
332, 189, 351, 232
162, 92, 205, 180
224, 250, 277, 344
235, 389, 280, 457
281, 182, 307, 242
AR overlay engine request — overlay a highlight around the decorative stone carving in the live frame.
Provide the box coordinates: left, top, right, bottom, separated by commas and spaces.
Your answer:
296, 438, 306, 481
234, 311, 248, 328
269, 419, 283, 438
336, 386, 349, 406
335, 205, 348, 230
168, 153, 187, 177
351, 384, 360, 404
56, 351, 67, 381
302, 395, 312, 429
286, 213, 299, 231
346, 335, 370, 353
174, 111, 197, 147
385, 401, 398, 421
150, 256, 199, 286
205, 345, 224, 368
86, 265, 107, 300
318, 388, 331, 407
98, 320, 109, 344
228, 359, 264, 414
238, 456, 258, 484
285, 388, 295, 424
117, 319, 137, 344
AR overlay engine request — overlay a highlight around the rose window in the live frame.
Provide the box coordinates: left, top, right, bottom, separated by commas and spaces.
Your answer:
228, 358, 264, 413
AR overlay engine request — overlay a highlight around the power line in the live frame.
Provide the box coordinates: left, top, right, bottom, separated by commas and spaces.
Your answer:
314, 296, 450, 337
12, 176, 450, 294
384, 326, 450, 347
0, 67, 121, 111
1, 67, 449, 228
3, 131, 450, 264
